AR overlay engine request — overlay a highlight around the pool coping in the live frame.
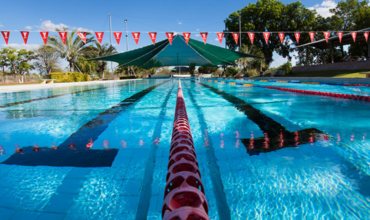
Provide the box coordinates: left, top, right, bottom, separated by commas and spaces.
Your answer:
0, 79, 143, 92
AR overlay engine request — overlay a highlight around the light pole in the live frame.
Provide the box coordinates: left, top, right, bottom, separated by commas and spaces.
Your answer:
109, 14, 113, 79
125, 19, 129, 51
239, 15, 242, 49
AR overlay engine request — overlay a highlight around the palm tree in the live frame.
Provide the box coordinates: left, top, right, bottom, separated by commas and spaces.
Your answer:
86, 42, 117, 79
236, 45, 264, 76
48, 29, 94, 72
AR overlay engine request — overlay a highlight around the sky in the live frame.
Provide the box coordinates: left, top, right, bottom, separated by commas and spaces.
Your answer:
0, 0, 339, 69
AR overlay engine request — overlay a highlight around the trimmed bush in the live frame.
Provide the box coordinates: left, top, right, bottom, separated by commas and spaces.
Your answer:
49, 72, 90, 82
120, 76, 139, 79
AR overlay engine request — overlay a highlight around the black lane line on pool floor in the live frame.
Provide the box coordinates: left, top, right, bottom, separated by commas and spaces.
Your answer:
201, 82, 370, 199
1, 80, 169, 167
186, 82, 232, 220
0, 80, 147, 109
199, 82, 326, 155
135, 84, 175, 220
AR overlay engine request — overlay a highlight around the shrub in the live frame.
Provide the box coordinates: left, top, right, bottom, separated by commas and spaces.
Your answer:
226, 67, 237, 77
120, 76, 139, 79
49, 72, 90, 82
278, 62, 292, 75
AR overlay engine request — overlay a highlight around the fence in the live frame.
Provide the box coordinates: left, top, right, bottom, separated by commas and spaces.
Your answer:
0, 75, 46, 84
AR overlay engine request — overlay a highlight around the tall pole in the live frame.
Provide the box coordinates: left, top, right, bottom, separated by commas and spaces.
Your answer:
125, 19, 129, 51
224, 22, 227, 49
239, 15, 242, 50
109, 14, 113, 78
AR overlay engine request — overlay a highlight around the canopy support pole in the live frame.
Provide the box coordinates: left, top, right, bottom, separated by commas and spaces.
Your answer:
331, 42, 334, 63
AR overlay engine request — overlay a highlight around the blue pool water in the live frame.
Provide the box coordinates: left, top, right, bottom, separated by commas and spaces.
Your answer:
0, 79, 370, 219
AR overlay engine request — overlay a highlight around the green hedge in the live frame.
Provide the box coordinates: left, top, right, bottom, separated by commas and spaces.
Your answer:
120, 76, 139, 79
49, 72, 90, 82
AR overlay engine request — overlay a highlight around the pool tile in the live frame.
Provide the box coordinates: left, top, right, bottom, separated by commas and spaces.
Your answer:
10, 210, 40, 220
0, 207, 16, 220
56, 179, 84, 194
37, 212, 66, 220
43, 193, 76, 213
65, 168, 91, 179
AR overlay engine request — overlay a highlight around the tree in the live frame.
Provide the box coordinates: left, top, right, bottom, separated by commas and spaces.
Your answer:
0, 48, 10, 75
236, 45, 263, 75
34, 45, 62, 75
76, 57, 97, 75
198, 66, 218, 73
48, 29, 94, 72
189, 63, 196, 76
85, 42, 117, 79
225, 0, 316, 66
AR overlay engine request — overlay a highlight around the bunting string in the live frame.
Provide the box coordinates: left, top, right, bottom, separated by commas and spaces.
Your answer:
1, 30, 369, 46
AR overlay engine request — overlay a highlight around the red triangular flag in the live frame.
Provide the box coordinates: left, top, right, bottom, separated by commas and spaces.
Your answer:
20, 31, 29, 45
337, 32, 343, 43
166, 32, 174, 45
40, 31, 49, 45
183, 32, 191, 45
200, 32, 208, 44
351, 32, 357, 42
59, 32, 67, 45
76, 32, 86, 44
278, 32, 285, 44
148, 32, 157, 44
309, 32, 315, 42
263, 32, 270, 44
232, 33, 239, 45
95, 32, 104, 44
364, 31, 369, 42
1, 31, 10, 45
132, 32, 140, 45
294, 32, 301, 44
323, 32, 330, 43
113, 32, 122, 45
216, 32, 224, 44
248, 32, 255, 44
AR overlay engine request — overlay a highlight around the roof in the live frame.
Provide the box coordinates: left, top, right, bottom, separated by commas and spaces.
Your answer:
90, 35, 263, 68
292, 27, 370, 50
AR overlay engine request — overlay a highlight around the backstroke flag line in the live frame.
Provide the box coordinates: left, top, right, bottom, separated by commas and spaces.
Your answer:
294, 32, 301, 44
132, 32, 140, 44
232, 33, 239, 45
77, 32, 87, 44
183, 32, 191, 45
323, 32, 330, 43
114, 32, 122, 45
40, 31, 49, 45
337, 32, 343, 43
1, 31, 10, 45
278, 32, 285, 44
95, 32, 104, 44
248, 32, 255, 44
149, 32, 157, 44
263, 32, 270, 44
351, 32, 357, 42
59, 31, 67, 45
216, 32, 223, 44
20, 31, 29, 44
309, 32, 315, 42
166, 32, 174, 45
364, 31, 369, 42
200, 32, 208, 44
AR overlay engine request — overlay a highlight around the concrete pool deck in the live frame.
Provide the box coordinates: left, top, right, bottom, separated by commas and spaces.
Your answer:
0, 79, 143, 92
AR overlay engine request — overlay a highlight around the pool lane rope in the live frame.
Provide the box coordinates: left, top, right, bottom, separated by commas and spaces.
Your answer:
162, 80, 210, 220
204, 78, 370, 102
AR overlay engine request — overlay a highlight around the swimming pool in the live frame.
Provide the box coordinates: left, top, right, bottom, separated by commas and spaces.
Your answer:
0, 79, 369, 219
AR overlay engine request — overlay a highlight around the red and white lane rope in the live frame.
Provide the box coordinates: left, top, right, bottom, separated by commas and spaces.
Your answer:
162, 80, 210, 220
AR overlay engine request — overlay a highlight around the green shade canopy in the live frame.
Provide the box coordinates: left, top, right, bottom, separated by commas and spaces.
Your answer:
90, 35, 263, 68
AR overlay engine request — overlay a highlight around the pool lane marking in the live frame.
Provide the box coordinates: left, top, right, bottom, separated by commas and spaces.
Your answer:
135, 84, 174, 220
0, 87, 109, 108
1, 80, 169, 167
186, 82, 232, 220
199, 82, 326, 155
0, 80, 146, 108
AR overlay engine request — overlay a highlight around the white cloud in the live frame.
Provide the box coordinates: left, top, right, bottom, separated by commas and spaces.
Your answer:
215, 38, 219, 41
35, 20, 93, 33
308, 0, 337, 18
36, 20, 69, 31
25, 26, 32, 30
2, 43, 40, 51
195, 34, 200, 37
196, 29, 200, 31
178, 22, 182, 25
0, 24, 3, 27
